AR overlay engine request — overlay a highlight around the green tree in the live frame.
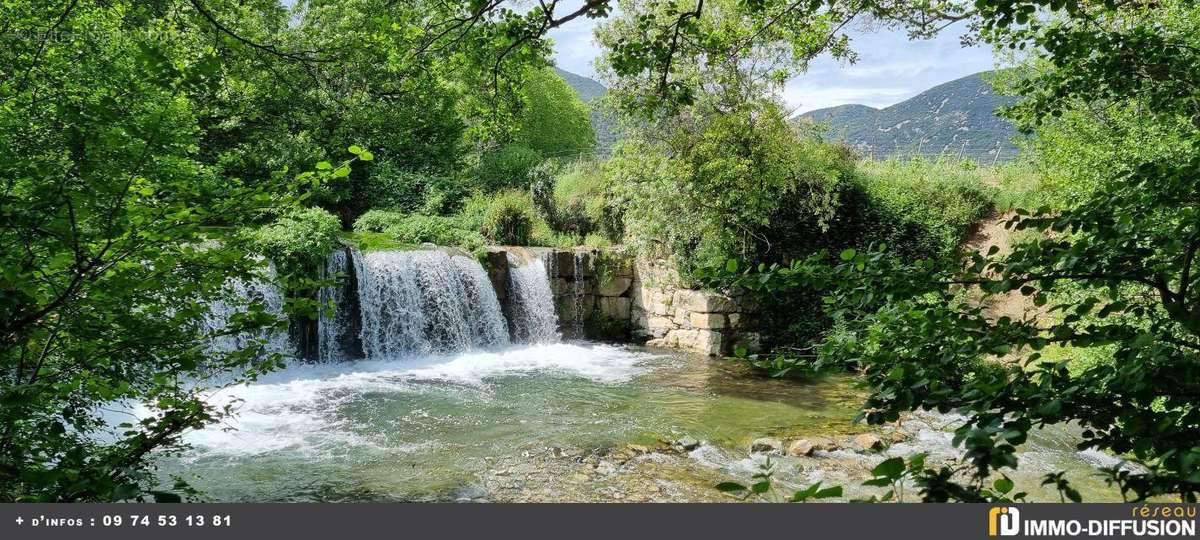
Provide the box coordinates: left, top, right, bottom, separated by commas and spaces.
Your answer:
0, 0, 372, 501
717, 0, 1200, 502
516, 68, 595, 158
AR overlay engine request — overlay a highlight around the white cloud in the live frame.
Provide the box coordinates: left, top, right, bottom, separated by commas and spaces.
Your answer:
546, 9, 999, 113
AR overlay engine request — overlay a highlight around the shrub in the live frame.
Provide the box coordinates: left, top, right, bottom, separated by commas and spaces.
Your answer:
247, 207, 341, 275
353, 209, 407, 233
363, 161, 469, 216
384, 215, 484, 251
851, 159, 994, 261
480, 191, 535, 245
474, 144, 542, 192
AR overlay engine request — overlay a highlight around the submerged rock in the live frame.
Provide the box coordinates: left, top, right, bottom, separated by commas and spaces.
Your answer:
673, 438, 700, 452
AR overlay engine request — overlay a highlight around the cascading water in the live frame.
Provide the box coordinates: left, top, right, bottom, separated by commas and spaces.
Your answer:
571, 250, 586, 338
318, 249, 363, 362
201, 262, 292, 357
506, 250, 560, 343
355, 249, 509, 358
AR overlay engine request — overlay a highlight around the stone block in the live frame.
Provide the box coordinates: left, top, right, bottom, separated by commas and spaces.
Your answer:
674, 290, 738, 313
646, 316, 675, 337
673, 308, 691, 328
726, 313, 741, 329
598, 297, 632, 320
670, 329, 723, 356
689, 312, 725, 330
596, 276, 632, 297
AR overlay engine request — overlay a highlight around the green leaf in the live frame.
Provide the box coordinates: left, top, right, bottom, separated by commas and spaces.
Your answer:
715, 482, 747, 492
870, 457, 905, 479
840, 248, 857, 261
994, 477, 1014, 494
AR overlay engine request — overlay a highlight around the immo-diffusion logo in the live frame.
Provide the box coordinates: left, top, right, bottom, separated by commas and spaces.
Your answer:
989, 507, 1021, 536
987, 505, 1197, 537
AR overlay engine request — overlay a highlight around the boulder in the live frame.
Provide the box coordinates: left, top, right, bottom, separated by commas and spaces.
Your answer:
673, 437, 700, 451
787, 439, 816, 456
483, 249, 509, 300
854, 433, 884, 451
690, 312, 725, 330
597, 276, 632, 297
750, 437, 783, 454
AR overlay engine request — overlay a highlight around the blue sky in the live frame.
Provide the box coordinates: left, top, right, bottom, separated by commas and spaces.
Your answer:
546, 5, 998, 114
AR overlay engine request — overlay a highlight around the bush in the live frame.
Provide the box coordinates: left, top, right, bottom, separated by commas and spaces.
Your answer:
851, 159, 994, 261
384, 214, 483, 250
353, 209, 407, 233
474, 144, 542, 192
247, 207, 341, 275
363, 161, 470, 216
480, 191, 535, 245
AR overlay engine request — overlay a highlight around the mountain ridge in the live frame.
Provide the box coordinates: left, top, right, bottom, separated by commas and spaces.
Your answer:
796, 71, 1021, 160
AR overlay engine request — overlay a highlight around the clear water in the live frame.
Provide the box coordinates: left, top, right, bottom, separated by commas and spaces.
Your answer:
154, 343, 1131, 502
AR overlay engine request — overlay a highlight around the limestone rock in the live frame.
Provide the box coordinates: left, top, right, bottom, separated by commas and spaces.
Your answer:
750, 437, 783, 454
787, 439, 816, 456
596, 276, 632, 297
674, 290, 738, 313
854, 433, 884, 451
598, 297, 632, 320
646, 316, 675, 337
673, 437, 700, 451
689, 312, 725, 329
665, 329, 723, 355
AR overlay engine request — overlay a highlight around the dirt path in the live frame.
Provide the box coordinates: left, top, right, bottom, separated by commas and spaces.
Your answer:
963, 211, 1049, 325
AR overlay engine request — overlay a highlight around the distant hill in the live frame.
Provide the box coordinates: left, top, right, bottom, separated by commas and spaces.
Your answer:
554, 68, 607, 102
553, 68, 618, 155
796, 71, 1021, 160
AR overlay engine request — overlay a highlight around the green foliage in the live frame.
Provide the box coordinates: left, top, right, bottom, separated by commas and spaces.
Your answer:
474, 144, 543, 192
356, 210, 483, 250
851, 159, 994, 261
385, 215, 484, 251
244, 208, 341, 276
613, 101, 854, 280
0, 0, 352, 501
716, 459, 843, 502
353, 209, 408, 233
481, 191, 536, 246
361, 161, 466, 215
515, 68, 595, 158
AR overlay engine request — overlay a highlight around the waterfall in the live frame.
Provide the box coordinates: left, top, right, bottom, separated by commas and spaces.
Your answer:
202, 262, 292, 357
506, 251, 560, 343
571, 251, 586, 338
355, 249, 509, 358
317, 249, 363, 362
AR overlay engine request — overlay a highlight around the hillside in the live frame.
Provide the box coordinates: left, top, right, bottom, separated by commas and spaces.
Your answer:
796, 71, 1021, 160
554, 68, 619, 155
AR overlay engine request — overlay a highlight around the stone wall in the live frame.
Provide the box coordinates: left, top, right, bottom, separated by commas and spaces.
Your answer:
628, 260, 760, 356
482, 246, 759, 356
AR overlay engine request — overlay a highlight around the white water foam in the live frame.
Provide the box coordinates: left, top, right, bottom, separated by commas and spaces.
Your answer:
167, 343, 651, 458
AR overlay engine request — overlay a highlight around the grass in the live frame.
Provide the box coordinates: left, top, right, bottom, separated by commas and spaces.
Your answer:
338, 231, 419, 252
